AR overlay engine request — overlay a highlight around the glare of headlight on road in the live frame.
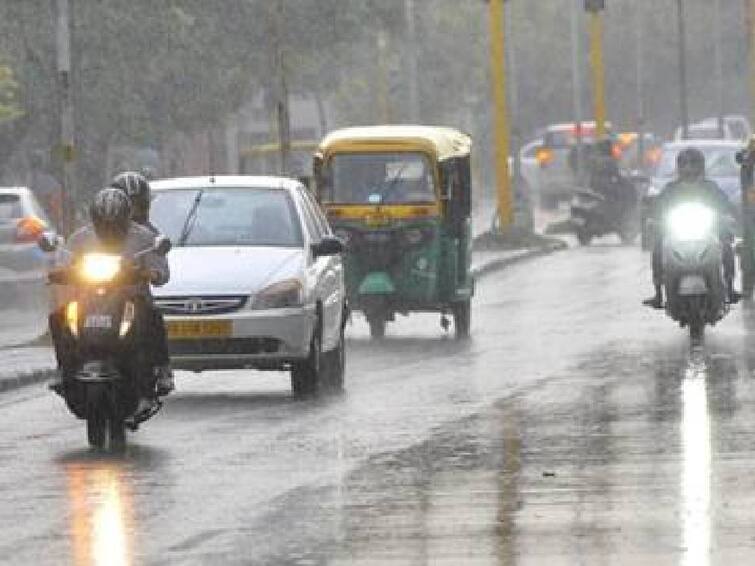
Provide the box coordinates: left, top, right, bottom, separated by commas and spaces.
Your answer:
681, 360, 711, 566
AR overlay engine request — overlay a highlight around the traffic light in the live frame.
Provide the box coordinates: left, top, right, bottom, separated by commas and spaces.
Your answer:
585, 0, 605, 12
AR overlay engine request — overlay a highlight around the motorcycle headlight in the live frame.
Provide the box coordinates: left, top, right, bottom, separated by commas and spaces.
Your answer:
666, 203, 715, 241
252, 279, 303, 310
119, 301, 136, 338
66, 301, 79, 337
79, 253, 121, 283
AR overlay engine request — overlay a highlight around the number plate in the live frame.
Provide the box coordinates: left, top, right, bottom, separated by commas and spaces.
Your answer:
84, 315, 112, 329
167, 320, 232, 339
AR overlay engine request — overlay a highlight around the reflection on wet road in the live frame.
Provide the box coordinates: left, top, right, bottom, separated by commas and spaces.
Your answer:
5, 246, 755, 563
66, 461, 133, 566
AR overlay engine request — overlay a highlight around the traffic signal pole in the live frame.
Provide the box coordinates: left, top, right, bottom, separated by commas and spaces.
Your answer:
586, 1, 607, 138
488, 0, 513, 231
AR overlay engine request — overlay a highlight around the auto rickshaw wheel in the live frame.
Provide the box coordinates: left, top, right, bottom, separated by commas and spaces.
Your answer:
368, 317, 385, 339
453, 300, 471, 339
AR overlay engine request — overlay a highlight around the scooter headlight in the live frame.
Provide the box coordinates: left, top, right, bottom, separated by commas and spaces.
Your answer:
66, 301, 79, 337
79, 253, 121, 283
119, 301, 136, 337
666, 203, 715, 241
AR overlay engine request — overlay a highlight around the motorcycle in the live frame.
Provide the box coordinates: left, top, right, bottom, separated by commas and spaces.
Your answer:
658, 202, 729, 340
40, 234, 170, 451
569, 187, 639, 246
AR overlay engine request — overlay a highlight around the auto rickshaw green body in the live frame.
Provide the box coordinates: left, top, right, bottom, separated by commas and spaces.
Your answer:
313, 126, 474, 338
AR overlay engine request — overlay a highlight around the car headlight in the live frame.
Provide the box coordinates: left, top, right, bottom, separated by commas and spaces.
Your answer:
119, 301, 136, 338
252, 279, 303, 309
666, 203, 715, 241
79, 253, 121, 283
66, 301, 79, 337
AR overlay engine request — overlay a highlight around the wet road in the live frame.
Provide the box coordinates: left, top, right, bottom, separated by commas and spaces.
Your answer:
3, 243, 755, 564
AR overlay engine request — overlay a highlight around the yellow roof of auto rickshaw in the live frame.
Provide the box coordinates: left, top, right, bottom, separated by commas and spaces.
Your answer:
317, 125, 472, 161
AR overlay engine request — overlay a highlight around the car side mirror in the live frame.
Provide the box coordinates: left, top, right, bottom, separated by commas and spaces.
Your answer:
311, 235, 344, 258
38, 231, 60, 253
154, 236, 172, 256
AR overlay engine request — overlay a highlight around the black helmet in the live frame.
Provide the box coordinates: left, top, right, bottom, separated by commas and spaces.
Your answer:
90, 188, 132, 243
111, 171, 151, 222
676, 147, 705, 180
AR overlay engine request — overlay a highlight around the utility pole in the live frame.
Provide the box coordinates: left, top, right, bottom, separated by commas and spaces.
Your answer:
274, 0, 291, 174
585, 0, 607, 139
635, 2, 645, 169
404, 0, 420, 122
489, 0, 513, 231
714, 0, 724, 137
505, 0, 521, 183
676, 0, 689, 139
750, 0, 755, 128
570, 0, 586, 182
56, 0, 75, 235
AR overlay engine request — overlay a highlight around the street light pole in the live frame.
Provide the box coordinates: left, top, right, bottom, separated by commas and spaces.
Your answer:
586, 0, 607, 139
676, 0, 689, 139
56, 0, 75, 235
488, 0, 513, 231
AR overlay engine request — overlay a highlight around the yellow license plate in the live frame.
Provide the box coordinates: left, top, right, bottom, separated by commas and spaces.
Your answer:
167, 320, 232, 339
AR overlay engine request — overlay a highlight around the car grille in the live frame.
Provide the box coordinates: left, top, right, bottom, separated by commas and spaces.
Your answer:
155, 295, 248, 315
169, 337, 280, 356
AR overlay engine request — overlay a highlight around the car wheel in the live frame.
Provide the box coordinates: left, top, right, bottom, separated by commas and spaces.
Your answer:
291, 323, 322, 398
323, 322, 345, 393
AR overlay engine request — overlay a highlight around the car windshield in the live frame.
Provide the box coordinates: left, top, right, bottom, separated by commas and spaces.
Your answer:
0, 195, 21, 221
323, 152, 436, 205
655, 146, 740, 178
151, 187, 303, 247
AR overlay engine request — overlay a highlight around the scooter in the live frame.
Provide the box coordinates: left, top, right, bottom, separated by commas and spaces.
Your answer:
569, 187, 639, 246
40, 234, 170, 451
658, 202, 729, 340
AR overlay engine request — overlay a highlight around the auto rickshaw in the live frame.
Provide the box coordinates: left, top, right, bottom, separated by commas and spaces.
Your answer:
313, 126, 474, 338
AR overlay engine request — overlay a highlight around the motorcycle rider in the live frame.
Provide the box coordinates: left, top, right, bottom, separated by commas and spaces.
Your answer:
48, 188, 169, 414
588, 139, 636, 218
643, 147, 739, 308
110, 171, 174, 395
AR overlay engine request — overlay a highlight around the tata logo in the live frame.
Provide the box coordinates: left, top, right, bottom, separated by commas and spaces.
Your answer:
184, 298, 205, 313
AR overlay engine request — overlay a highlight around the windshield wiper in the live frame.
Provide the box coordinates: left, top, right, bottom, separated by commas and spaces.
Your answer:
177, 189, 204, 246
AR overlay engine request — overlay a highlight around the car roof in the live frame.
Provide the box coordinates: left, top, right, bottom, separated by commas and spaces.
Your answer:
545, 121, 613, 132
317, 125, 471, 161
0, 186, 32, 196
150, 175, 302, 191
662, 139, 742, 150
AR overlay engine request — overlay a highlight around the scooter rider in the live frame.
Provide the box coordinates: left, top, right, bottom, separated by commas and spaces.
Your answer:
110, 171, 174, 395
48, 188, 169, 414
643, 147, 739, 308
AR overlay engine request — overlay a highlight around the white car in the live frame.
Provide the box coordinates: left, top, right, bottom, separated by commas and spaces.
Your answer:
150, 176, 347, 396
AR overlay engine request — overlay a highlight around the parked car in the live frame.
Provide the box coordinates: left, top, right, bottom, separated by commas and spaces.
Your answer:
0, 186, 51, 274
149, 176, 347, 396
640, 140, 743, 249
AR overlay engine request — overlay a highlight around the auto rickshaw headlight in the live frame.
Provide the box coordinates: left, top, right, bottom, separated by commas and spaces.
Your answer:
119, 301, 136, 338
66, 301, 79, 337
80, 253, 121, 283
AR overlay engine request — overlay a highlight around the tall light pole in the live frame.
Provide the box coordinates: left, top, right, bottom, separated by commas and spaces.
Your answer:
676, 0, 689, 139
570, 0, 586, 182
405, 0, 420, 122
750, 0, 755, 127
56, 0, 76, 235
489, 0, 513, 231
586, 0, 607, 139
714, 0, 724, 137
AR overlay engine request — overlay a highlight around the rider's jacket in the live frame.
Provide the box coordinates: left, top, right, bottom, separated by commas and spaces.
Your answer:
654, 178, 737, 223
63, 220, 169, 290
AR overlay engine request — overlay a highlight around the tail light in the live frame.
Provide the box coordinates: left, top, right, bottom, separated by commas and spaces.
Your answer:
535, 147, 554, 168
611, 143, 623, 160
15, 215, 47, 243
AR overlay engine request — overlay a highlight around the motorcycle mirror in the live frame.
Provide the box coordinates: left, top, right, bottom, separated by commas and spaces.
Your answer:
37, 231, 59, 253
154, 236, 172, 256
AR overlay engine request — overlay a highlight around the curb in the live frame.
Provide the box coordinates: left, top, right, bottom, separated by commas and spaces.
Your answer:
0, 367, 55, 394
471, 242, 566, 280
